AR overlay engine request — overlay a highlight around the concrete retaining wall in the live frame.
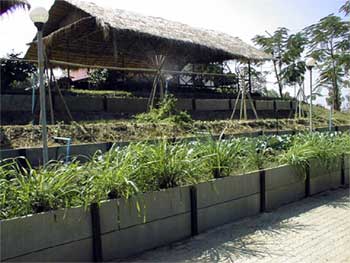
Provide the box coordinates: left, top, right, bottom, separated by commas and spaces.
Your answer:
175, 99, 193, 111
275, 100, 291, 110
107, 98, 148, 113
101, 186, 191, 260
1, 161, 347, 262
54, 96, 104, 112
309, 159, 342, 195
19, 143, 109, 166
195, 99, 230, 111
1, 206, 93, 262
265, 165, 305, 210
196, 172, 260, 232
1, 95, 33, 112
255, 100, 274, 111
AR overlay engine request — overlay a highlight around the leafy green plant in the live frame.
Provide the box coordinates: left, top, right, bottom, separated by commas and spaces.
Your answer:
1, 131, 349, 220
135, 95, 192, 126
194, 137, 244, 178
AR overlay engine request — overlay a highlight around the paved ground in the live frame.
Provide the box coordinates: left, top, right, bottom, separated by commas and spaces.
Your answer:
125, 188, 350, 263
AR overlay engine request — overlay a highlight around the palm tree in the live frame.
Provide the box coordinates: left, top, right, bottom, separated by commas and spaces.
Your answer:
0, 0, 30, 16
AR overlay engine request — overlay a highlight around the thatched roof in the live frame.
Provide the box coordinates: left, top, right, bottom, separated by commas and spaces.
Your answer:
25, 0, 271, 70
0, 0, 30, 15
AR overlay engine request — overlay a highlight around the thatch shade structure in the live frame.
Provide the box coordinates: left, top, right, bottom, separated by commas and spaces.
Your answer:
0, 0, 30, 16
25, 0, 271, 70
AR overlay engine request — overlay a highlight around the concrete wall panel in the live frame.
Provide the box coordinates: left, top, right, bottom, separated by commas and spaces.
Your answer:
175, 99, 193, 111
55, 96, 104, 112
107, 98, 148, 113
198, 194, 260, 233
119, 186, 190, 229
275, 101, 291, 110
1, 95, 32, 112
101, 213, 191, 260
1, 207, 92, 261
196, 172, 260, 209
265, 165, 303, 190
5, 238, 93, 262
266, 182, 305, 211
255, 100, 274, 111
195, 99, 230, 111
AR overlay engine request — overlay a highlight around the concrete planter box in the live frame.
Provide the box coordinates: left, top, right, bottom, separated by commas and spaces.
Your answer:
196, 172, 260, 232
106, 98, 148, 113
255, 100, 274, 111
101, 186, 191, 260
309, 158, 342, 195
195, 99, 230, 111
0, 149, 22, 159
56, 142, 108, 162
54, 96, 104, 112
275, 100, 291, 110
25, 147, 58, 167
265, 165, 305, 210
1, 206, 93, 262
175, 99, 193, 111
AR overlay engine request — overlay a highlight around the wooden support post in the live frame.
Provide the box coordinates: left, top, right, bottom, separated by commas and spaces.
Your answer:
45, 67, 55, 124
50, 67, 74, 122
248, 60, 252, 94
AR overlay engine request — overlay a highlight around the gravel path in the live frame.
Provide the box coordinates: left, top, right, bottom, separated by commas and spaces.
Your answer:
125, 188, 350, 263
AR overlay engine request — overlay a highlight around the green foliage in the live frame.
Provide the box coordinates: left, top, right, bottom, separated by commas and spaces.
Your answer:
88, 69, 124, 90
0, 53, 36, 91
1, 132, 350, 220
253, 29, 307, 97
135, 95, 193, 125
304, 14, 350, 110
194, 138, 244, 178
88, 69, 109, 89
340, 1, 350, 16
280, 132, 350, 175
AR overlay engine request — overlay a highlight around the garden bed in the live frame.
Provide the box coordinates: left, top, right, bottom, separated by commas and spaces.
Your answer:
1, 160, 348, 262
1, 132, 350, 261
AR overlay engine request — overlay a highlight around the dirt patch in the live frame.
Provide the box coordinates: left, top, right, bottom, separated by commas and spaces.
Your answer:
0, 118, 316, 149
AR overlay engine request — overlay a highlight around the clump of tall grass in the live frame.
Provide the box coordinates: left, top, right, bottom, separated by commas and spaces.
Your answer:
1, 131, 349, 220
280, 132, 350, 173
134, 140, 208, 189
194, 137, 244, 178
0, 158, 86, 219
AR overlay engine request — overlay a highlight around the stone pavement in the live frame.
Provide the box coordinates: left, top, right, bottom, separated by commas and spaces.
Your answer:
125, 188, 350, 263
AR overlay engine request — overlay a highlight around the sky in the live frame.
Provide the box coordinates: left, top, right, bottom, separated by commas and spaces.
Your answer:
0, 0, 349, 108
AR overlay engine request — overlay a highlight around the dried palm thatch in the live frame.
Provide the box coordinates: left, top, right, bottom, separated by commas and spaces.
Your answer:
25, 0, 271, 70
0, 0, 30, 16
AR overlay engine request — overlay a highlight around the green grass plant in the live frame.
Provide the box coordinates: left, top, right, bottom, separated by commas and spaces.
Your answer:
1, 131, 349, 220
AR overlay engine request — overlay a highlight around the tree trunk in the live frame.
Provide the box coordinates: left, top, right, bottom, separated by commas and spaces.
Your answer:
330, 42, 341, 111
273, 60, 283, 97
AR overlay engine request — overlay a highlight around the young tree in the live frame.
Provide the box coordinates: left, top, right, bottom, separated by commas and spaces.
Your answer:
253, 27, 289, 97
340, 0, 350, 16
253, 29, 307, 98
280, 32, 307, 90
304, 14, 350, 110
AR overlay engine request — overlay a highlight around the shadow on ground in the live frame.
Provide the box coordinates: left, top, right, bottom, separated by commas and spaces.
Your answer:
125, 188, 349, 263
